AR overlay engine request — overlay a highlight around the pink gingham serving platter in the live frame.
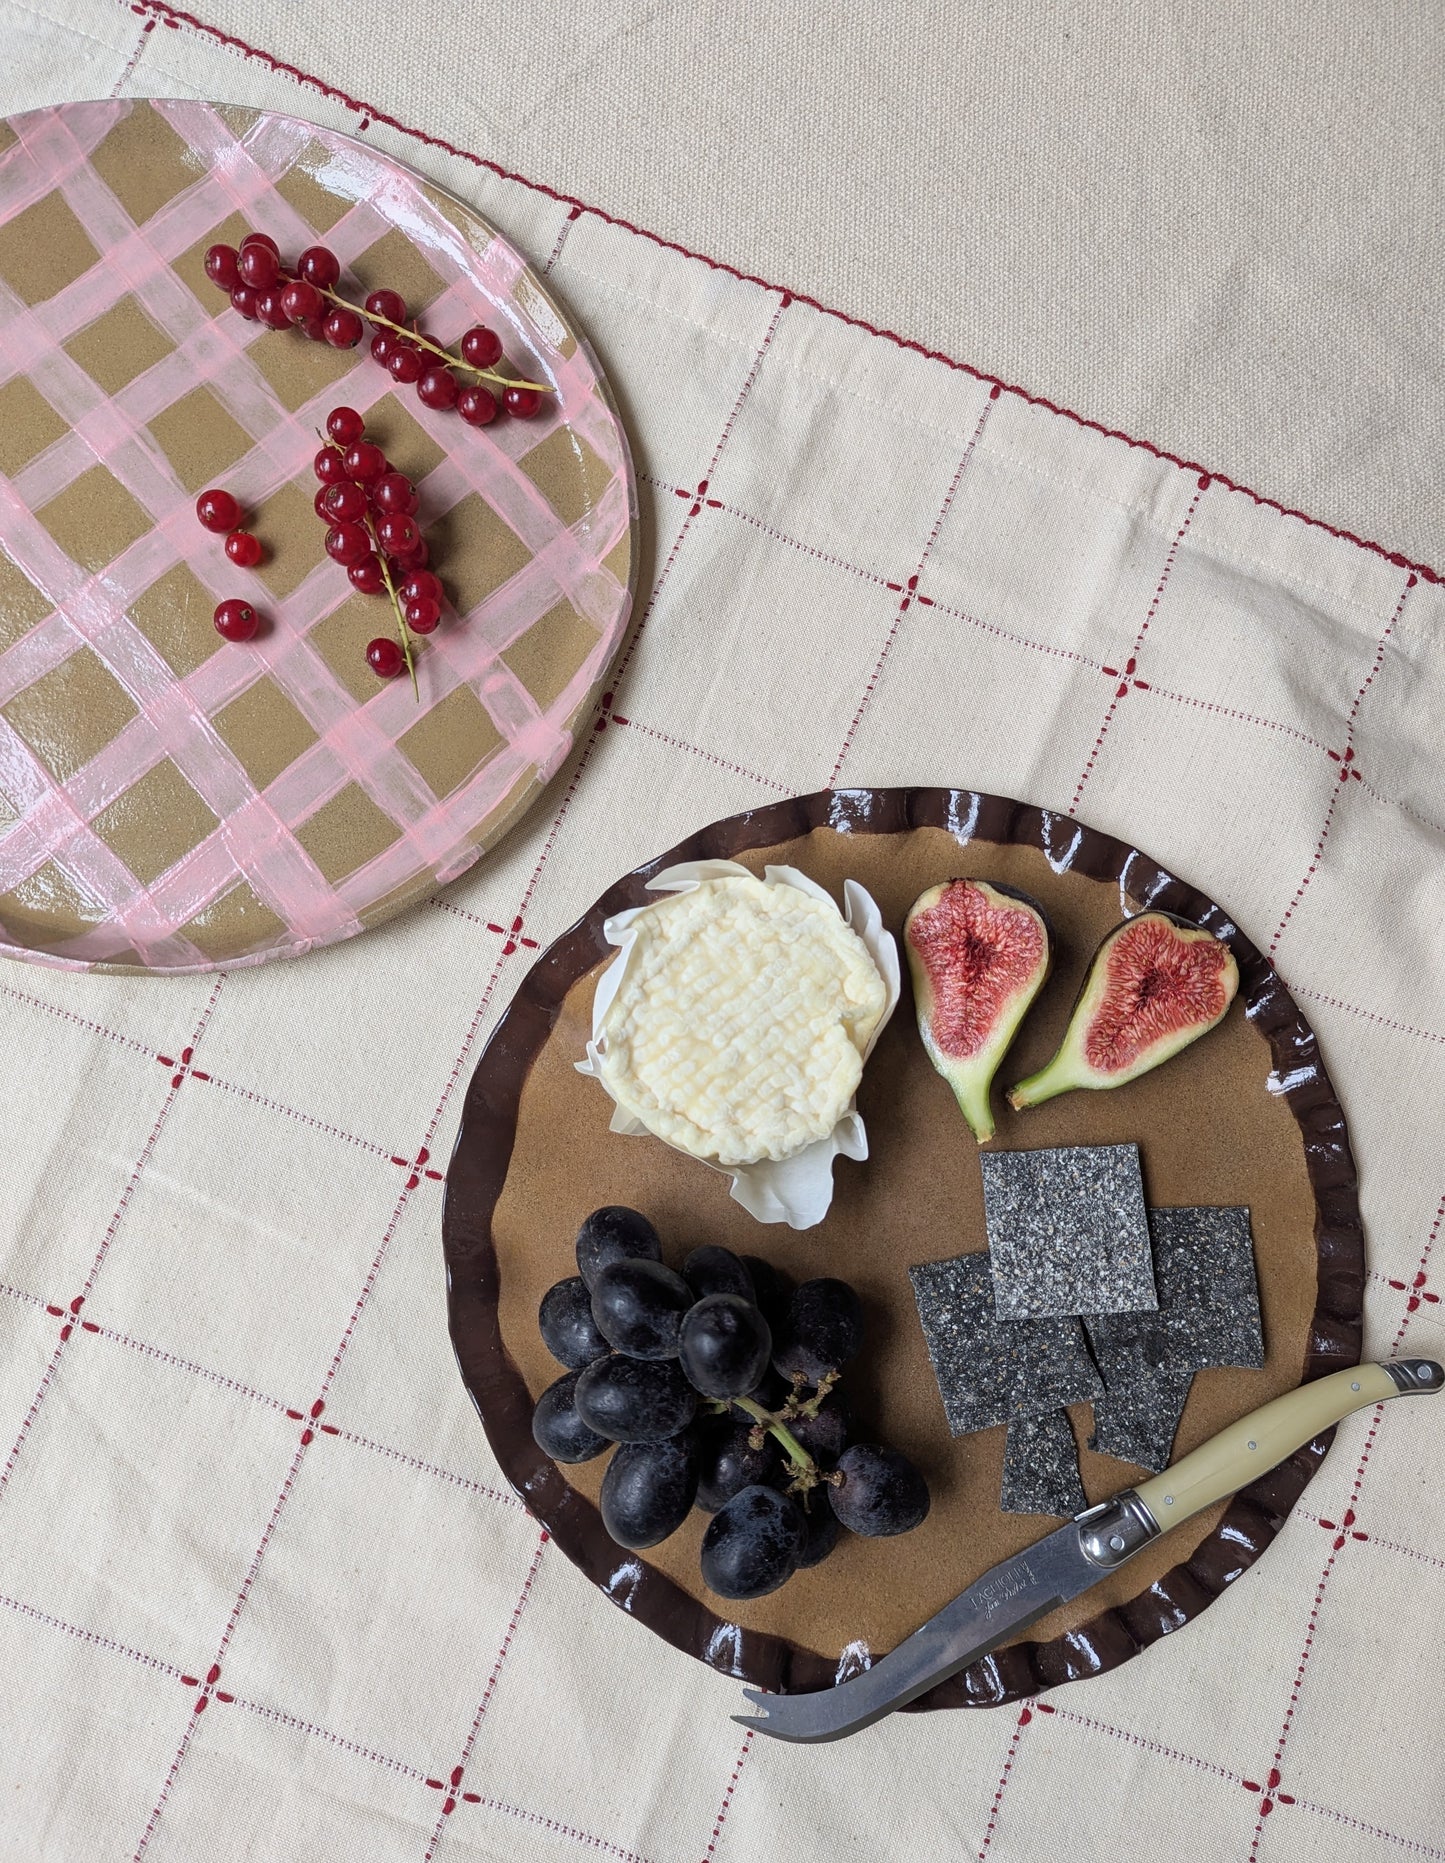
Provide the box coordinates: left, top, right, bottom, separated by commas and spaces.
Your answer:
0, 100, 637, 973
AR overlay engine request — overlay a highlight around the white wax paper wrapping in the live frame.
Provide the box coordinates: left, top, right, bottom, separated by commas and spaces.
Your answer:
576, 860, 900, 1228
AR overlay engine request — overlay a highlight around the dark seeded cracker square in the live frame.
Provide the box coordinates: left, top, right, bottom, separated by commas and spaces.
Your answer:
982, 1143, 1157, 1320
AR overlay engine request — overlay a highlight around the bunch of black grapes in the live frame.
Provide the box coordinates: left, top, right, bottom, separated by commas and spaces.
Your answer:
531, 1206, 930, 1600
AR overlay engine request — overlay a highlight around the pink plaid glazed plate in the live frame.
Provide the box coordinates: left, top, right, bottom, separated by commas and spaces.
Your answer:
0, 101, 636, 973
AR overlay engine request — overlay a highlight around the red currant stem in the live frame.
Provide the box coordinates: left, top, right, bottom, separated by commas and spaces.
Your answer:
731, 1396, 818, 1485
318, 287, 551, 393
365, 513, 419, 699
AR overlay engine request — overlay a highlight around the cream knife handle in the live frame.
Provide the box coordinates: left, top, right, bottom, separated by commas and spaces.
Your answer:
1134, 1361, 1443, 1532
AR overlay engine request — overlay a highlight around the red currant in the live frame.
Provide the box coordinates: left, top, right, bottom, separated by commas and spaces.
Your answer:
457, 386, 497, 427
313, 486, 333, 519
324, 407, 364, 447
366, 637, 405, 679
321, 480, 369, 524
240, 232, 280, 258
397, 537, 429, 570
225, 530, 263, 568
388, 344, 424, 385
504, 386, 543, 419
404, 594, 441, 633
256, 290, 291, 330
204, 243, 240, 290
417, 366, 459, 411
279, 279, 321, 325
230, 284, 261, 321
213, 598, 259, 641
461, 325, 503, 369
370, 331, 396, 365
325, 522, 372, 566
314, 446, 350, 485
399, 569, 443, 609
376, 512, 419, 554
349, 553, 386, 595
372, 472, 419, 516
323, 308, 364, 349
364, 288, 407, 326
344, 441, 388, 485
298, 245, 340, 289
196, 487, 242, 533
237, 243, 280, 289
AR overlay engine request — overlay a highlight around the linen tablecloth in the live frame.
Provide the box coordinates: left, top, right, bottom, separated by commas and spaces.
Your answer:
1, 6, 1443, 1859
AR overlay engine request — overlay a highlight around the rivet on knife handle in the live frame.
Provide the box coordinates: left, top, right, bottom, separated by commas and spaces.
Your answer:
1132, 1360, 1442, 1533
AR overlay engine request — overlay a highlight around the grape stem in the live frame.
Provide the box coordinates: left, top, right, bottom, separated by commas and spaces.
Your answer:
782, 1368, 839, 1420
320, 287, 551, 393
732, 1396, 822, 1492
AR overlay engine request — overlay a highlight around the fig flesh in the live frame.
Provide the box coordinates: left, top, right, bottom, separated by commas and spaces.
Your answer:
904, 879, 1052, 1142
1007, 911, 1238, 1109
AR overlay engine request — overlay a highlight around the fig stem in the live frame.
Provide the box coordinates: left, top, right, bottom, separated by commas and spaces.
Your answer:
733, 1396, 817, 1480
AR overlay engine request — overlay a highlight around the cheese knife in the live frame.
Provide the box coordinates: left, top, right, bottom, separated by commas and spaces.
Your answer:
733, 1359, 1442, 1743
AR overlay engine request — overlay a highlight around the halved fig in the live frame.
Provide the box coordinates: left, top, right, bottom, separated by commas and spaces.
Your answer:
904, 879, 1052, 1143
1007, 911, 1239, 1109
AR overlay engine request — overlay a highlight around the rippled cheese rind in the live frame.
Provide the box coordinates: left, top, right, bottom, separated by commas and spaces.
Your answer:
594, 877, 889, 1166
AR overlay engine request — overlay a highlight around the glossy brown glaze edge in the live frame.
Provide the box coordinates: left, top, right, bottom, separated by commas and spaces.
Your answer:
441, 787, 1364, 1709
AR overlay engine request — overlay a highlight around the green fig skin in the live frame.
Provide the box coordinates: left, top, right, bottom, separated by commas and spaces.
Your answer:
1007, 911, 1239, 1110
905, 879, 1053, 1143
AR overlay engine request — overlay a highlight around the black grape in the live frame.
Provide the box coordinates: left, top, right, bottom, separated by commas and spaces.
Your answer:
829, 1443, 930, 1537
773, 1278, 864, 1384
785, 1394, 850, 1464
590, 1259, 691, 1359
531, 1370, 609, 1464
697, 1420, 782, 1513
796, 1493, 841, 1568
741, 1255, 789, 1331
600, 1434, 700, 1549
575, 1206, 662, 1289
573, 1355, 697, 1443
682, 1244, 754, 1302
678, 1294, 772, 1398
700, 1485, 806, 1599
538, 1276, 609, 1369
745, 1366, 789, 1411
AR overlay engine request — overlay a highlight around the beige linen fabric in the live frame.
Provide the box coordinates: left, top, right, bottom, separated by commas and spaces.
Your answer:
17, 0, 1444, 572
2, 6, 1444, 1860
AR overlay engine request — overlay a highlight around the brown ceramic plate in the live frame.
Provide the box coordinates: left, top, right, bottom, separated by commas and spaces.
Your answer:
442, 789, 1363, 1708
0, 101, 635, 972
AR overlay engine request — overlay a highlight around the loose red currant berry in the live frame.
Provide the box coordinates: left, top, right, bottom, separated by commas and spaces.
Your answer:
366, 637, 405, 679
343, 441, 388, 485
325, 522, 371, 566
204, 243, 240, 290
213, 598, 259, 641
370, 331, 396, 365
321, 480, 369, 524
196, 488, 242, 533
399, 569, 443, 609
240, 231, 280, 258
417, 366, 459, 410
349, 553, 386, 595
225, 530, 263, 568
314, 447, 350, 486
457, 386, 498, 427
460, 325, 503, 369
323, 308, 364, 349
388, 344, 424, 385
237, 243, 280, 289
326, 406, 366, 447
230, 284, 261, 321
404, 594, 441, 633
373, 472, 419, 516
257, 289, 291, 330
297, 245, 340, 289
504, 386, 543, 419
280, 279, 322, 325
375, 512, 418, 555
364, 288, 407, 326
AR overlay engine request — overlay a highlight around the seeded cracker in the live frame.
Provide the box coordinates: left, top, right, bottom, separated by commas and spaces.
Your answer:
1090, 1368, 1196, 1472
982, 1143, 1156, 1320
908, 1252, 1102, 1436
1001, 1410, 1087, 1516
1086, 1206, 1264, 1380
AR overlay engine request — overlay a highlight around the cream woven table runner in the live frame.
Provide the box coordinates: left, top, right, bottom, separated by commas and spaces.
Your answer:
0, 6, 1442, 1859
